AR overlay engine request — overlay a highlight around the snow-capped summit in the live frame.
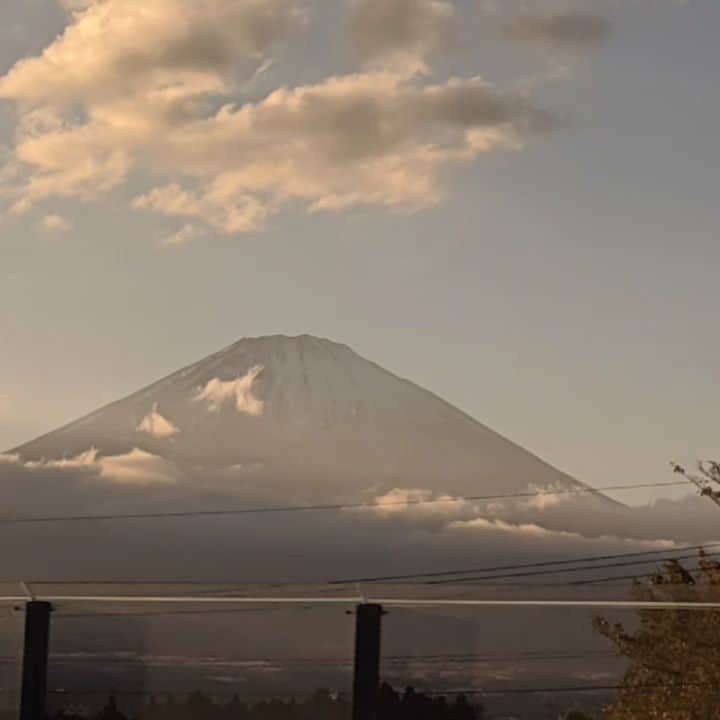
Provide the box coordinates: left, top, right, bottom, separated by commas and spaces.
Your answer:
11, 334, 602, 504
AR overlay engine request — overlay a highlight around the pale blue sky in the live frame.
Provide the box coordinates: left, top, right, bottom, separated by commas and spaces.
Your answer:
0, 0, 717, 505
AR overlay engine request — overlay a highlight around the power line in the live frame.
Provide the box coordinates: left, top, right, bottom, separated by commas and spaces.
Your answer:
22, 541, 718, 593
492, 563, 712, 587
329, 542, 720, 586
0, 480, 690, 525
424, 549, 720, 585
566, 564, 715, 586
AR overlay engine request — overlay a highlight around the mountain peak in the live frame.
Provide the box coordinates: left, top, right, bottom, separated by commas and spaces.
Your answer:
12, 334, 602, 506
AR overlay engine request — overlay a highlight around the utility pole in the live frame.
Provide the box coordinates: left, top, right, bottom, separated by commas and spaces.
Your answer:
19, 601, 52, 720
351, 603, 384, 720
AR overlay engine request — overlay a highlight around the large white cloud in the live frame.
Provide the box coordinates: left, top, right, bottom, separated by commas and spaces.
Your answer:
0, 0, 300, 214
131, 72, 556, 228
0, 0, 300, 107
0, 0, 559, 236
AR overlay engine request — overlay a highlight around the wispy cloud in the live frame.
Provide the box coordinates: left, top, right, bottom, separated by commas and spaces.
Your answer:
503, 12, 613, 54
11, 447, 179, 485
159, 223, 204, 248
520, 483, 578, 511
372, 487, 468, 516
450, 517, 676, 548
40, 213, 72, 232
136, 185, 271, 236
348, 0, 455, 74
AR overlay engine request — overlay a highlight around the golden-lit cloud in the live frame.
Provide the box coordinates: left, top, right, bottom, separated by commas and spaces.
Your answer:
159, 224, 204, 248
40, 213, 72, 232
195, 366, 265, 415
14, 447, 180, 485
137, 403, 180, 438
372, 487, 467, 516
134, 183, 272, 235
128, 72, 556, 228
449, 517, 676, 548
0, 0, 300, 107
0, 0, 560, 237
98, 447, 179, 484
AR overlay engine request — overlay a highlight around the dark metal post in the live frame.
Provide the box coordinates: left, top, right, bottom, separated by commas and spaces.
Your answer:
19, 601, 52, 720
352, 603, 383, 720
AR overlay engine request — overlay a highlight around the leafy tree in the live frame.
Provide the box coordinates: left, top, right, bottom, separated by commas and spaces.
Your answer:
671, 461, 720, 507
594, 552, 720, 719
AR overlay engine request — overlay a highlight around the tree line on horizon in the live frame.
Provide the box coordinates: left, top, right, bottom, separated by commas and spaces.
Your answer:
45, 685, 482, 720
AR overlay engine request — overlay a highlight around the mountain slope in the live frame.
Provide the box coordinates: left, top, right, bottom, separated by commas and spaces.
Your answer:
11, 334, 608, 505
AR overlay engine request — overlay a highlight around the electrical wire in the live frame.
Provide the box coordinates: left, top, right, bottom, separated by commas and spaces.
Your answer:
329, 541, 720, 585
0, 480, 691, 525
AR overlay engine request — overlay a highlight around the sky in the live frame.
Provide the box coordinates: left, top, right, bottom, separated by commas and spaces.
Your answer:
0, 0, 718, 506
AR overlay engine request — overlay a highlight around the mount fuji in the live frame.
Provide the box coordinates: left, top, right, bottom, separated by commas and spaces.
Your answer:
10, 334, 610, 511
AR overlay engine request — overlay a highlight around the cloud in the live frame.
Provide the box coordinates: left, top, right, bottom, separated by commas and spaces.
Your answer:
503, 12, 612, 53
159, 224, 204, 247
40, 213, 72, 232
135, 184, 272, 235
14, 447, 178, 485
449, 516, 676, 549
0, 0, 300, 108
520, 483, 577, 511
98, 447, 178, 485
137, 404, 180, 438
0, 0, 300, 214
0, 0, 560, 236
372, 487, 468, 516
348, 0, 455, 74
132, 72, 557, 225
195, 366, 265, 415
24, 447, 100, 471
